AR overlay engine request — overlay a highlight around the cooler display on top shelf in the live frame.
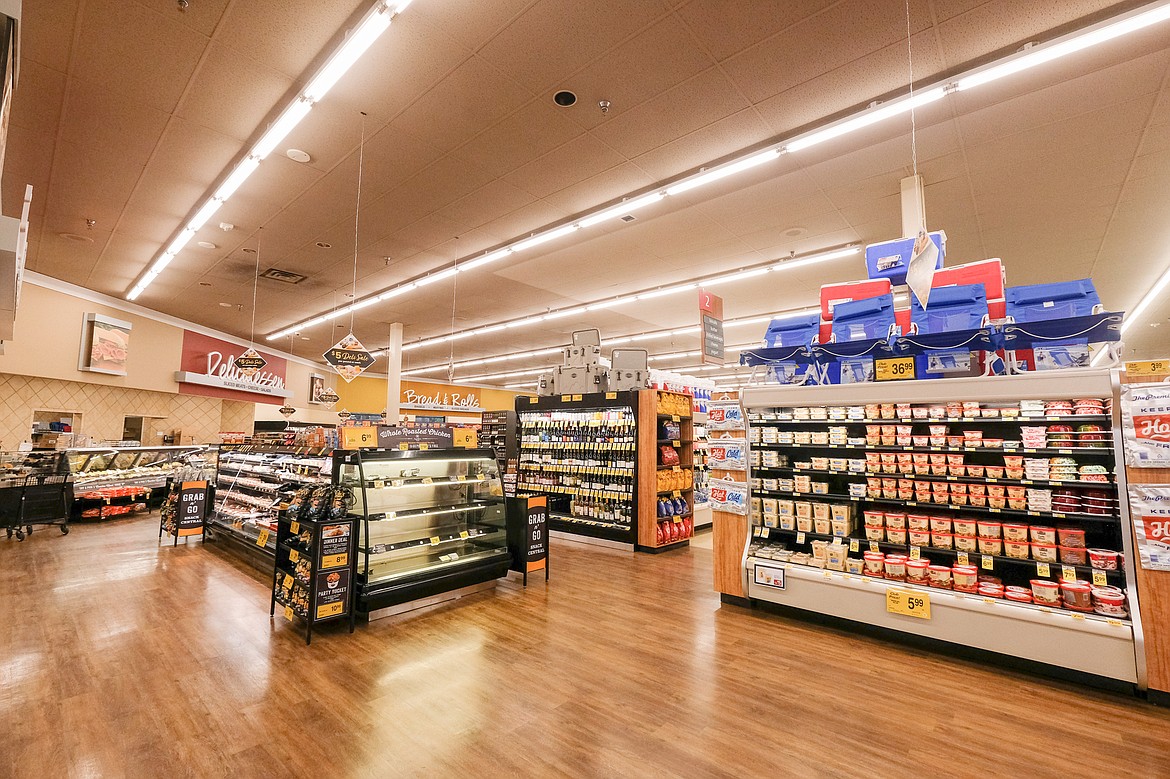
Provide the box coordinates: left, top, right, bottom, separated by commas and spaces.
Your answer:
910, 283, 988, 334
1001, 278, 1115, 372
864, 230, 946, 284
830, 293, 896, 343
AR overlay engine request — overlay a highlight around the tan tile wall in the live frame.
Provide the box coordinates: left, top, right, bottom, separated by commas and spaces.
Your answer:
0, 373, 254, 449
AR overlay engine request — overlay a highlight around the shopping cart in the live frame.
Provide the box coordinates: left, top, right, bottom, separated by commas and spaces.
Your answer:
4, 474, 72, 540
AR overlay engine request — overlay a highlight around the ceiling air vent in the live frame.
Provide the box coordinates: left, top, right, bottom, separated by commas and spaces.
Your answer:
260, 268, 306, 284
620, 214, 637, 222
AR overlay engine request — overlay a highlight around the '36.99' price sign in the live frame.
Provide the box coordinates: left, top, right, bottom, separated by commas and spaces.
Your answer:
875, 357, 916, 382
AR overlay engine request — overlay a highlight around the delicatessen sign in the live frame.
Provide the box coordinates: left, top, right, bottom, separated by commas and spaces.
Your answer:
175, 331, 292, 401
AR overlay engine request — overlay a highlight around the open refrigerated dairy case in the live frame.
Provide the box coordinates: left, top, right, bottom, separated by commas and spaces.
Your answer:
730, 370, 1148, 688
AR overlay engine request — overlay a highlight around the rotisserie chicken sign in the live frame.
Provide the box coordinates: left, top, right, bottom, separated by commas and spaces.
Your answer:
175, 331, 293, 402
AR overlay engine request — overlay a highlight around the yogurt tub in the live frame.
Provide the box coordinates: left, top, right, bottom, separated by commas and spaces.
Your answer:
1060, 580, 1094, 612
906, 559, 930, 584
955, 534, 979, 552
978, 536, 1003, 556
886, 528, 908, 545
1091, 586, 1127, 617
885, 512, 907, 530
1004, 540, 1031, 559
953, 518, 977, 536
977, 521, 1003, 539
978, 582, 1004, 598
863, 551, 885, 574
930, 516, 952, 533
1031, 526, 1057, 544
1087, 548, 1120, 570
1057, 527, 1086, 548
1005, 587, 1033, 604
953, 565, 980, 592
927, 565, 952, 588
909, 529, 931, 547
865, 524, 886, 541
1002, 523, 1029, 542
846, 558, 866, 575
907, 514, 931, 531
1059, 546, 1088, 566
931, 532, 954, 549
1031, 543, 1058, 562
884, 556, 907, 581
1030, 579, 1062, 606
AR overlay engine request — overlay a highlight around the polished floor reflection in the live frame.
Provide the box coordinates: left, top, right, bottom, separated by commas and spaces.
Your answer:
2, 516, 1169, 777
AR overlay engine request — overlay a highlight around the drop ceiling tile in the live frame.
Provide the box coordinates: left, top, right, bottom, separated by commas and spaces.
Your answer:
45, 140, 142, 227
216, 0, 368, 81
58, 80, 170, 170
19, 1, 78, 73
434, 179, 536, 232
590, 67, 749, 160
452, 98, 586, 179
387, 55, 533, 154
539, 162, 658, 217
74, 0, 208, 113
9, 60, 65, 133
629, 107, 772, 181
176, 43, 294, 142
674, 0, 837, 62
721, 0, 934, 105
474, 200, 569, 242
476, 0, 668, 95
414, 0, 535, 53
737, 211, 854, 255
2, 124, 55, 219
169, 0, 233, 38
503, 133, 627, 199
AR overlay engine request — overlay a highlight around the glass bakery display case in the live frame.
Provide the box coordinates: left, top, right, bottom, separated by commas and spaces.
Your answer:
333, 448, 510, 618
0, 450, 70, 487
68, 445, 210, 492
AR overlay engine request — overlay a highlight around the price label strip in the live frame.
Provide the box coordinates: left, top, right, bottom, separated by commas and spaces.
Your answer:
887, 589, 931, 620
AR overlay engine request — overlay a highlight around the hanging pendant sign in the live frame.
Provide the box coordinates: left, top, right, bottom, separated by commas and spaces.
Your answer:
278, 405, 296, 418
905, 230, 939, 309
324, 333, 376, 383
317, 386, 340, 405
233, 347, 268, 378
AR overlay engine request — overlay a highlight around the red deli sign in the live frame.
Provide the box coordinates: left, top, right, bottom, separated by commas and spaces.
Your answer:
174, 331, 292, 403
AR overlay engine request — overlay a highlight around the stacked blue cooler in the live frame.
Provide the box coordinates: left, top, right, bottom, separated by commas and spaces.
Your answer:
1001, 279, 1112, 371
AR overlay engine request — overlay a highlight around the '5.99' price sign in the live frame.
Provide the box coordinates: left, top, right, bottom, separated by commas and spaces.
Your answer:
876, 357, 916, 382
886, 589, 931, 619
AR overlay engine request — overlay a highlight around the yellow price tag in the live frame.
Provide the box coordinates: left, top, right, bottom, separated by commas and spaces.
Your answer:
759, 527, 770, 539
316, 602, 344, 619
957, 551, 969, 566
528, 396, 538, 404
572, 394, 583, 401
1062, 565, 1077, 582
419, 443, 430, 451
398, 442, 410, 450
672, 490, 681, 498
672, 415, 680, 422
422, 477, 434, 485
457, 474, 468, 481
875, 356, 916, 382
909, 546, 921, 560
1036, 561, 1051, 578
282, 574, 293, 589
289, 548, 299, 563
561, 395, 571, 402
606, 392, 617, 400
796, 532, 806, 544
1092, 569, 1108, 586
459, 531, 469, 539
284, 605, 295, 622
1126, 359, 1169, 377
256, 528, 270, 547
1072, 613, 1086, 621
289, 521, 299, 534
981, 555, 993, 571
886, 589, 931, 619
672, 441, 680, 448
870, 540, 880, 552
1108, 619, 1123, 627
849, 538, 859, 552
429, 536, 441, 546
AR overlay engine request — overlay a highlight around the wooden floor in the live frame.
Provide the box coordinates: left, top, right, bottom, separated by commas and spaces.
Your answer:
3, 517, 1170, 778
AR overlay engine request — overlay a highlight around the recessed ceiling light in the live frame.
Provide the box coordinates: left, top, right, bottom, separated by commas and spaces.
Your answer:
300, 336, 310, 341
315, 241, 332, 249
242, 247, 257, 254
197, 241, 217, 249
198, 282, 212, 287
286, 148, 312, 163
218, 302, 232, 308
553, 90, 577, 107
783, 227, 808, 238
58, 232, 94, 243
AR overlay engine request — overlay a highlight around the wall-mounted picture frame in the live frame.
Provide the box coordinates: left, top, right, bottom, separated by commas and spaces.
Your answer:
309, 373, 326, 404
78, 313, 132, 376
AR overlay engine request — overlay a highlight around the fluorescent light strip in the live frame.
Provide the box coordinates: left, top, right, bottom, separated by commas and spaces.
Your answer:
666, 149, 782, 196
578, 192, 665, 228
126, 0, 404, 300
786, 87, 946, 153
1121, 260, 1170, 335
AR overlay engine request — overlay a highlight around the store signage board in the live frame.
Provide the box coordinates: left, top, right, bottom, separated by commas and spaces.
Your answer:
340, 426, 378, 450
401, 386, 483, 413
233, 347, 267, 378
753, 563, 786, 589
699, 289, 725, 366
324, 333, 376, 383
320, 523, 352, 570
177, 480, 208, 537
875, 356, 916, 381
887, 589, 931, 619
1129, 485, 1170, 571
376, 426, 454, 450
526, 495, 548, 573
314, 568, 350, 620
452, 428, 478, 449
1121, 383, 1170, 467
79, 313, 132, 376
176, 331, 291, 400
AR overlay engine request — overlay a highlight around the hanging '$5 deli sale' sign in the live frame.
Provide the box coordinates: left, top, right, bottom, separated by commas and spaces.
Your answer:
324, 333, 376, 383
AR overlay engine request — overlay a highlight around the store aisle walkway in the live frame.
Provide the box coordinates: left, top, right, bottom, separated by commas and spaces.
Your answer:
2, 519, 1168, 778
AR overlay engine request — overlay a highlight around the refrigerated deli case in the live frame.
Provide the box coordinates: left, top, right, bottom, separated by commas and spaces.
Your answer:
725, 370, 1148, 688
333, 448, 511, 619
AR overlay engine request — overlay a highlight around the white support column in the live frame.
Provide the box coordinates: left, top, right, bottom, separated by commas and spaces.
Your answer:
900, 174, 926, 238
386, 322, 403, 424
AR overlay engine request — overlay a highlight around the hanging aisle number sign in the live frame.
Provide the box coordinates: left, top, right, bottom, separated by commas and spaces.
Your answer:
875, 356, 916, 382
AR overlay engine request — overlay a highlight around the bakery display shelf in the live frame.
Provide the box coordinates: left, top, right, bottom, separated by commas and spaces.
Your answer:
750, 414, 1110, 425
216, 477, 280, 496
272, 589, 309, 620
362, 523, 502, 554
756, 527, 1125, 584
753, 489, 1119, 524
752, 442, 1113, 456
209, 516, 276, 549
367, 501, 496, 523
752, 465, 1116, 490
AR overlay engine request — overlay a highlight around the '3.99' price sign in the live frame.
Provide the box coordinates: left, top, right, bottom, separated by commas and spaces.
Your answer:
875, 357, 916, 382
886, 589, 931, 619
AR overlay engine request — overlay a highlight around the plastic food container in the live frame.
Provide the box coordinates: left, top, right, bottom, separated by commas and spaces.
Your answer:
863, 551, 885, 575
985, 466, 1005, 479
885, 512, 907, 530
1030, 579, 1061, 606
1060, 580, 1093, 612
929, 516, 952, 534
954, 534, 978, 552
907, 514, 930, 531
930, 532, 953, 549
863, 510, 885, 525
927, 565, 952, 588
814, 518, 831, 535
864, 524, 885, 541
797, 516, 814, 533
976, 521, 1002, 539
978, 536, 1003, 556
884, 556, 907, 581
953, 518, 977, 536
1004, 586, 1033, 603
1087, 548, 1120, 570
1004, 540, 1030, 559
886, 528, 908, 545
1030, 526, 1056, 544
906, 559, 930, 584
846, 558, 865, 575
1091, 586, 1127, 617
909, 529, 931, 547
953, 565, 979, 592
1059, 546, 1087, 566
966, 465, 985, 478
1031, 543, 1058, 562
1057, 527, 1086, 548
1002, 523, 1029, 543
978, 582, 1004, 598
